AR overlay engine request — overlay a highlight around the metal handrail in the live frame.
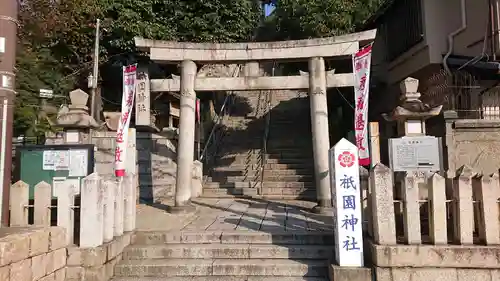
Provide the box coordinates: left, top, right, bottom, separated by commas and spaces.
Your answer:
259, 62, 275, 192
199, 65, 241, 162
199, 93, 233, 162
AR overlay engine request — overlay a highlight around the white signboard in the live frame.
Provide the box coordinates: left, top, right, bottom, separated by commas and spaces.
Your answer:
42, 150, 55, 170
388, 136, 441, 172
330, 138, 364, 267
54, 150, 70, 170
0, 37, 5, 53
52, 177, 66, 197
69, 149, 88, 177
39, 89, 54, 98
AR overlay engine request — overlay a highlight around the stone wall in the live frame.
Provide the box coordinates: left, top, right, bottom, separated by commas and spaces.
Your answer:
92, 131, 178, 202
0, 227, 67, 281
371, 244, 500, 281
444, 116, 500, 175
66, 233, 132, 281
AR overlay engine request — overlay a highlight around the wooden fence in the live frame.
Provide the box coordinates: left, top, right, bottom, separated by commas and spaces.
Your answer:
9, 172, 137, 248
366, 163, 500, 246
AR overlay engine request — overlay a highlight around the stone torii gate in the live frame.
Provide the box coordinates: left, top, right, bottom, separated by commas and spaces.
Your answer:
134, 29, 376, 213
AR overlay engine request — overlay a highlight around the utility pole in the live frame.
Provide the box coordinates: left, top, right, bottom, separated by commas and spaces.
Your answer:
89, 19, 100, 122
0, 0, 18, 226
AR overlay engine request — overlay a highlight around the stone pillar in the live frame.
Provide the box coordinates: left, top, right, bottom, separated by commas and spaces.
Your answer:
308, 57, 332, 213
244, 61, 260, 76
443, 110, 458, 178
369, 122, 381, 166
171, 60, 197, 213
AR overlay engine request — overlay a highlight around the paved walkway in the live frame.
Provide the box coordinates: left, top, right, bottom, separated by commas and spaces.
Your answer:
136, 198, 333, 233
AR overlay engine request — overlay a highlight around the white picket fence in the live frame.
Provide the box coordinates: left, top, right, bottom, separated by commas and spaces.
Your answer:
9, 172, 137, 248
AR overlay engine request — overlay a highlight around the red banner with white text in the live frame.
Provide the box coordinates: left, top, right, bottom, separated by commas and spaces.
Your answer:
115, 64, 137, 177
353, 45, 372, 166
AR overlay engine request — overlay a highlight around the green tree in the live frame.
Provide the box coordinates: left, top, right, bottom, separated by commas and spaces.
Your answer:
269, 0, 385, 40
15, 0, 261, 135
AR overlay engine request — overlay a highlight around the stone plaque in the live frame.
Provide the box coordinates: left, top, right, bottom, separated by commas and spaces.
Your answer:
388, 136, 441, 172
135, 71, 151, 126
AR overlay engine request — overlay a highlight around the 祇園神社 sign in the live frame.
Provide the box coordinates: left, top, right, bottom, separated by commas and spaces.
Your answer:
115, 64, 137, 177
353, 45, 372, 166
330, 138, 364, 267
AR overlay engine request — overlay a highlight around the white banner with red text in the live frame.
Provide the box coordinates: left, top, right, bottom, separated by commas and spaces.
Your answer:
115, 64, 137, 177
353, 45, 372, 166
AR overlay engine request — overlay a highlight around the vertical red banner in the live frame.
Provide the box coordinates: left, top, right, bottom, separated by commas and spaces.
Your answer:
114, 64, 137, 177
353, 45, 373, 166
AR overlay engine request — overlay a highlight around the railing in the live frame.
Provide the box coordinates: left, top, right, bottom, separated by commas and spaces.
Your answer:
200, 93, 235, 162
9, 172, 136, 248
421, 69, 500, 120
258, 63, 275, 193
200, 65, 242, 182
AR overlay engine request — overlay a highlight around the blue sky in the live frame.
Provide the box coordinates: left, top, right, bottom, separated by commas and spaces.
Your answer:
264, 4, 275, 16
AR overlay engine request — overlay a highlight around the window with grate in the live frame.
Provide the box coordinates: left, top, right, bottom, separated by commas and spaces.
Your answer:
384, 0, 425, 61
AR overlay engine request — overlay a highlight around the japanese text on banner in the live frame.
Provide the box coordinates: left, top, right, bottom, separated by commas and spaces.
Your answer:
115, 64, 137, 177
353, 45, 373, 166
333, 139, 364, 267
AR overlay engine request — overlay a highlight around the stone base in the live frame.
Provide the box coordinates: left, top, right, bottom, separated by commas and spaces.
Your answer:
167, 204, 197, 214
330, 265, 372, 281
310, 200, 333, 214
66, 232, 132, 281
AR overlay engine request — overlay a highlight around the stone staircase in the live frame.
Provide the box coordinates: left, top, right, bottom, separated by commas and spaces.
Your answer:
203, 89, 316, 199
112, 231, 333, 281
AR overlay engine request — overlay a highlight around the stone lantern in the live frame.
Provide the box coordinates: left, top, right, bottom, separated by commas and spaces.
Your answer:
54, 89, 99, 144
383, 77, 443, 136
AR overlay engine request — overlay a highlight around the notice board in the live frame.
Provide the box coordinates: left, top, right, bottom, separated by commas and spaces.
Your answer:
14, 144, 95, 199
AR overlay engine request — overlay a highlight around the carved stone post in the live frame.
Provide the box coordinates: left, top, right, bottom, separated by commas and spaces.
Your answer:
170, 60, 197, 213
308, 57, 332, 213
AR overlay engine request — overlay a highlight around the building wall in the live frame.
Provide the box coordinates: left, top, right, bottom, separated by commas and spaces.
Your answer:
445, 118, 500, 175
375, 0, 493, 86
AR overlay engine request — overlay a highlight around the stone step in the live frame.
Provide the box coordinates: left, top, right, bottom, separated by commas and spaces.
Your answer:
209, 168, 313, 177
222, 139, 310, 145
132, 231, 334, 245
211, 163, 314, 170
216, 158, 312, 165
123, 244, 335, 260
204, 182, 314, 189
112, 276, 327, 281
218, 154, 312, 160
265, 143, 312, 148
207, 174, 314, 183
201, 189, 316, 200
202, 187, 259, 197
261, 186, 316, 195
265, 147, 312, 153
216, 150, 312, 156
114, 259, 329, 277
